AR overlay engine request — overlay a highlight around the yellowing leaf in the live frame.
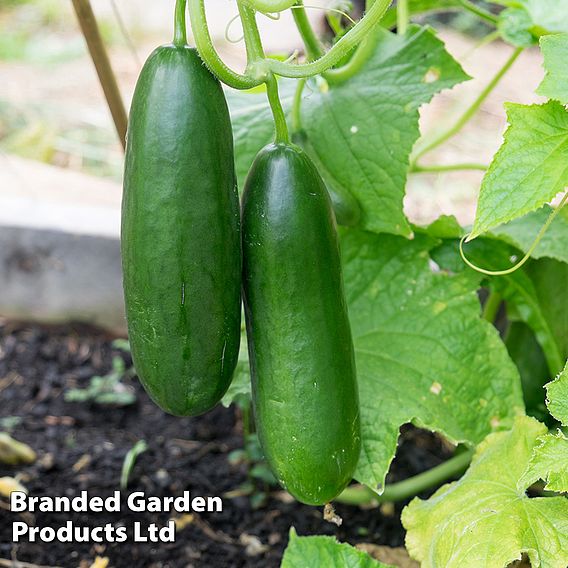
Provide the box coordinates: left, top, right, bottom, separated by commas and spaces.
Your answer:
402, 416, 568, 568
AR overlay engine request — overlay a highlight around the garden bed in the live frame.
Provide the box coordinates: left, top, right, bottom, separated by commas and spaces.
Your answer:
0, 321, 454, 567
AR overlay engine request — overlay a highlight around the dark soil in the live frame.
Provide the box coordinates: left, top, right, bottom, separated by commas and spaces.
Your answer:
0, 321, 453, 568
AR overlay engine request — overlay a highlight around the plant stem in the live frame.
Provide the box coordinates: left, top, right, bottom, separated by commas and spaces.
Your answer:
188, 0, 264, 89
413, 47, 523, 162
173, 0, 188, 46
71, 0, 128, 150
482, 290, 502, 323
267, 0, 392, 78
411, 162, 488, 173
397, 0, 409, 35
266, 76, 290, 143
238, 1, 266, 63
292, 2, 324, 60
291, 78, 306, 133
336, 449, 474, 505
242, 0, 297, 12
325, 32, 380, 83
459, 0, 499, 24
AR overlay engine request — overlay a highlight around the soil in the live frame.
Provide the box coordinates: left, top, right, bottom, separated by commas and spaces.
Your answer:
0, 322, 454, 568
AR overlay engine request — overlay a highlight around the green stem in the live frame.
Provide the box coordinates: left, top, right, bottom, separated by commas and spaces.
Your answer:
459, 0, 499, 25
325, 33, 380, 83
291, 78, 306, 133
411, 162, 488, 173
238, 1, 266, 63
242, 0, 297, 12
482, 290, 502, 323
188, 0, 264, 89
292, 2, 324, 60
336, 449, 474, 505
173, 0, 188, 46
413, 47, 523, 162
267, 0, 392, 78
266, 75, 290, 143
397, 0, 408, 35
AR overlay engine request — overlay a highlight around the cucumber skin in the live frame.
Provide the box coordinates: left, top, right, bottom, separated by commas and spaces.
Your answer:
121, 45, 241, 417
242, 143, 361, 505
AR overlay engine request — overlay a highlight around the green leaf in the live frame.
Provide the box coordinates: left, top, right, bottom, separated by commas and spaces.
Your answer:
546, 360, 568, 425
228, 27, 469, 236
302, 26, 469, 236
525, 258, 568, 368
341, 231, 523, 488
490, 206, 568, 264
504, 321, 550, 419
443, 238, 565, 375
281, 528, 392, 568
518, 362, 568, 494
519, 430, 568, 493
470, 102, 568, 239
496, 0, 568, 46
402, 415, 568, 568
498, 7, 537, 47
433, 236, 566, 377
538, 33, 568, 104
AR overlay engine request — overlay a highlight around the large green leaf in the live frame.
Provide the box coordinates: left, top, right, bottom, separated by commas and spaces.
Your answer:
519, 430, 568, 493
432, 237, 564, 378
227, 27, 469, 236
496, 0, 568, 47
490, 206, 568, 264
402, 415, 568, 568
281, 528, 392, 568
525, 258, 568, 368
302, 26, 469, 236
470, 102, 568, 239
537, 33, 568, 104
520, 362, 568, 494
546, 360, 568, 425
342, 230, 523, 488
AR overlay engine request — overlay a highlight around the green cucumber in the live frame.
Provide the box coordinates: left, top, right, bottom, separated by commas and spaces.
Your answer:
242, 143, 361, 505
121, 43, 241, 416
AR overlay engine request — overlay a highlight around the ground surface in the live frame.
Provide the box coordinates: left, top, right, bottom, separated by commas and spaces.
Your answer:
0, 322, 454, 567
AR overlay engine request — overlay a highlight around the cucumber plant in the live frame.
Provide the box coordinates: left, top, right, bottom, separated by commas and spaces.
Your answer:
123, 0, 568, 565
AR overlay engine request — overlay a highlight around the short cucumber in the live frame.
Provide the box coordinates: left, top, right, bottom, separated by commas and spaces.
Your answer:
121, 44, 241, 416
242, 143, 361, 505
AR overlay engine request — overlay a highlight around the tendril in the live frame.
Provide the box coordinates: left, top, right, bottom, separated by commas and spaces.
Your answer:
290, 4, 356, 25
262, 11, 282, 20
225, 13, 245, 44
460, 192, 568, 276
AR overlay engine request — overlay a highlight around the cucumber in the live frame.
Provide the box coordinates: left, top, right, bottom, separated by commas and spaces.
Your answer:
242, 143, 361, 505
121, 44, 241, 416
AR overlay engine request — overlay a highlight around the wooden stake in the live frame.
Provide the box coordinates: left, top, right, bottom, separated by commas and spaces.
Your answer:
71, 0, 128, 150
